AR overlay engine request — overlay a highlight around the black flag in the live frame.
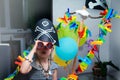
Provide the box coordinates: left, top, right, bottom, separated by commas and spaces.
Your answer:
85, 0, 108, 10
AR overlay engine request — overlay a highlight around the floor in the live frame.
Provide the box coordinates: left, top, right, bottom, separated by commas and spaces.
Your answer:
78, 73, 118, 80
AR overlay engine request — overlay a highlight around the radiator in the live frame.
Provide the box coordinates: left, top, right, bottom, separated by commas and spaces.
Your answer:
0, 44, 11, 79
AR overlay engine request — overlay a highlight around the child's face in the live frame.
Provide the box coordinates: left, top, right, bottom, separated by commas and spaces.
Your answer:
36, 41, 53, 58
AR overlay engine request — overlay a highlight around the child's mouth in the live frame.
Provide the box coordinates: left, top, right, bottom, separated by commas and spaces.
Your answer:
41, 51, 47, 54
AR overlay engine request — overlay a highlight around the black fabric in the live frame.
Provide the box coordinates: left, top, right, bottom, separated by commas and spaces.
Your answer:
13, 72, 29, 80
85, 0, 108, 10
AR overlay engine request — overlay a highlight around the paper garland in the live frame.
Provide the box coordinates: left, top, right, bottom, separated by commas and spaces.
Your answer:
76, 8, 120, 73
57, 8, 120, 79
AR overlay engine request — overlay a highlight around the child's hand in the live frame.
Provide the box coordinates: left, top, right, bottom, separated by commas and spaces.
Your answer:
32, 40, 40, 53
23, 40, 41, 63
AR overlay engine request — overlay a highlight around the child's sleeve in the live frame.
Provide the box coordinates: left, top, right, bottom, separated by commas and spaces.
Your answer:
51, 62, 59, 70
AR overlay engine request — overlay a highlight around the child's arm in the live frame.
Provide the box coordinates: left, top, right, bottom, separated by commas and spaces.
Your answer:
20, 41, 38, 74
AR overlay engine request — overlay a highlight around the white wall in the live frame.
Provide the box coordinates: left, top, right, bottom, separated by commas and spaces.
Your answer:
53, 0, 111, 78
109, 0, 120, 80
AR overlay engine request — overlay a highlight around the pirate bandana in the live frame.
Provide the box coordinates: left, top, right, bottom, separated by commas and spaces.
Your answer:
34, 18, 59, 46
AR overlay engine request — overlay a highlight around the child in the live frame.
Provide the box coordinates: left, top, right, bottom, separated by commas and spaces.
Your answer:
20, 18, 59, 80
